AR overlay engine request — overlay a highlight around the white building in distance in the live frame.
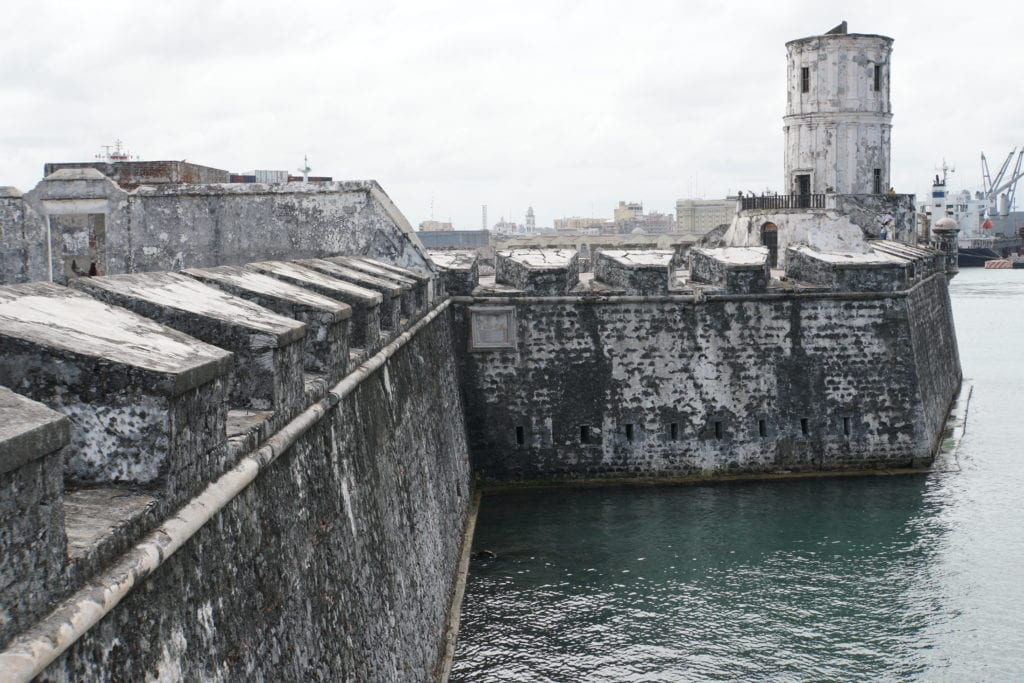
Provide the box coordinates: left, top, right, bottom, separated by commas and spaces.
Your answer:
675, 198, 738, 239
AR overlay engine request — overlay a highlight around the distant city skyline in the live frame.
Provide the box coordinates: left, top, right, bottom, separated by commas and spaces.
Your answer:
2, 1, 1022, 230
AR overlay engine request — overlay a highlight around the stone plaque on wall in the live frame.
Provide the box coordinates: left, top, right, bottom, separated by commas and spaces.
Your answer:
470, 306, 515, 350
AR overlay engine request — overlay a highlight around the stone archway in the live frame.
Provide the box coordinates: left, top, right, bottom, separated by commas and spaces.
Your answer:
761, 222, 779, 268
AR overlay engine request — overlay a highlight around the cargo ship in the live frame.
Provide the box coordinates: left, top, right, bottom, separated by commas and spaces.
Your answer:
918, 156, 1024, 266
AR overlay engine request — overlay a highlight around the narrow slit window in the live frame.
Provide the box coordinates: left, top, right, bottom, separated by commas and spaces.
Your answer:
800, 67, 810, 93
625, 423, 634, 442
843, 416, 851, 437
515, 425, 525, 446
758, 419, 767, 438
580, 425, 590, 444
873, 64, 882, 91
714, 421, 723, 440
800, 418, 810, 436
873, 168, 882, 194
670, 422, 679, 441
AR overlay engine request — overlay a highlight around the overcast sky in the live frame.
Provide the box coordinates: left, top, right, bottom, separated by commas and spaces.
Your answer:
2, 1, 1023, 229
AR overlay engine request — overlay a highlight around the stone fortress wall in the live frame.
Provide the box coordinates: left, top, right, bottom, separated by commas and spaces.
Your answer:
0, 239, 472, 680
442, 245, 961, 482
0, 171, 431, 287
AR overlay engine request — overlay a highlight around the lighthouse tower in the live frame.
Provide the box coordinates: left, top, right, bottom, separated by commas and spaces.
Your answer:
784, 21, 893, 196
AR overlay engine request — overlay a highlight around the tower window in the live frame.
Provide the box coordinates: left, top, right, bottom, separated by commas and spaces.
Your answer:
670, 422, 679, 441
714, 420, 723, 439
758, 419, 768, 438
580, 425, 590, 444
515, 425, 525, 446
625, 423, 635, 442
800, 67, 810, 93
873, 169, 882, 194
873, 65, 882, 91
800, 418, 810, 436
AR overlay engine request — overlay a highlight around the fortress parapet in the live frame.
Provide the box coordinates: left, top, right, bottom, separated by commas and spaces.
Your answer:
495, 248, 579, 295
592, 249, 675, 295
248, 260, 383, 355
327, 255, 430, 318
0, 282, 232, 511
71, 272, 307, 425
0, 249, 451, 675
428, 250, 479, 296
183, 265, 352, 384
689, 247, 770, 294
0, 388, 68, 647
296, 258, 405, 333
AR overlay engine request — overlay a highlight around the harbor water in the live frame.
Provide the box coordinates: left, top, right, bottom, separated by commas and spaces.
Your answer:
451, 268, 1024, 681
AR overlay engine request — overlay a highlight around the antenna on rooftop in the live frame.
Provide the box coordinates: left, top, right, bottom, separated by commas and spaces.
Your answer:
297, 155, 311, 183
95, 139, 136, 162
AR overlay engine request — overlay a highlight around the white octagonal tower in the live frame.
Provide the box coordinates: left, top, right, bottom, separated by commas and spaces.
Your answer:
784, 21, 893, 196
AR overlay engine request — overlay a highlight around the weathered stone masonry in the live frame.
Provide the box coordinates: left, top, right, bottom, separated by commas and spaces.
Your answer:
41, 306, 471, 681
453, 246, 961, 482
0, 253, 472, 682
0, 174, 433, 287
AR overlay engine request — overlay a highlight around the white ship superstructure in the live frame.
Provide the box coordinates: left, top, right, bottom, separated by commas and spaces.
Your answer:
918, 158, 1022, 265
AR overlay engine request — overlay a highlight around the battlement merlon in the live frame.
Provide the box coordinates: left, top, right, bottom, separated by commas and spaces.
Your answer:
247, 260, 384, 353
494, 248, 580, 296
182, 265, 353, 384
593, 250, 676, 296
0, 282, 232, 499
427, 250, 479, 297
0, 387, 69, 648
689, 247, 770, 294
296, 258, 406, 333
70, 272, 307, 423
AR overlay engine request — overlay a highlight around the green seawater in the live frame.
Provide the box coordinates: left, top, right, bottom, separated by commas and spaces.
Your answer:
452, 268, 1024, 681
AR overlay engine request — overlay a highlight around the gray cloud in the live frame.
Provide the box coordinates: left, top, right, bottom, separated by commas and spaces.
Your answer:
2, 0, 1022, 229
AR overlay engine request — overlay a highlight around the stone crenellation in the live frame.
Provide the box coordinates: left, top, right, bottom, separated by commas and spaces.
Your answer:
454, 243, 960, 482
0, 247, 475, 681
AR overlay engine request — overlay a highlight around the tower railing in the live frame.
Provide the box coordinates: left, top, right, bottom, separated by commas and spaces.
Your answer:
740, 194, 827, 210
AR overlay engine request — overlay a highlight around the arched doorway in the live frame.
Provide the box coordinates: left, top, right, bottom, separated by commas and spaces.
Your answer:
761, 222, 778, 268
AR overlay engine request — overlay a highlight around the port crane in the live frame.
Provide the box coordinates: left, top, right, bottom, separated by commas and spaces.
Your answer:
981, 148, 1024, 216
